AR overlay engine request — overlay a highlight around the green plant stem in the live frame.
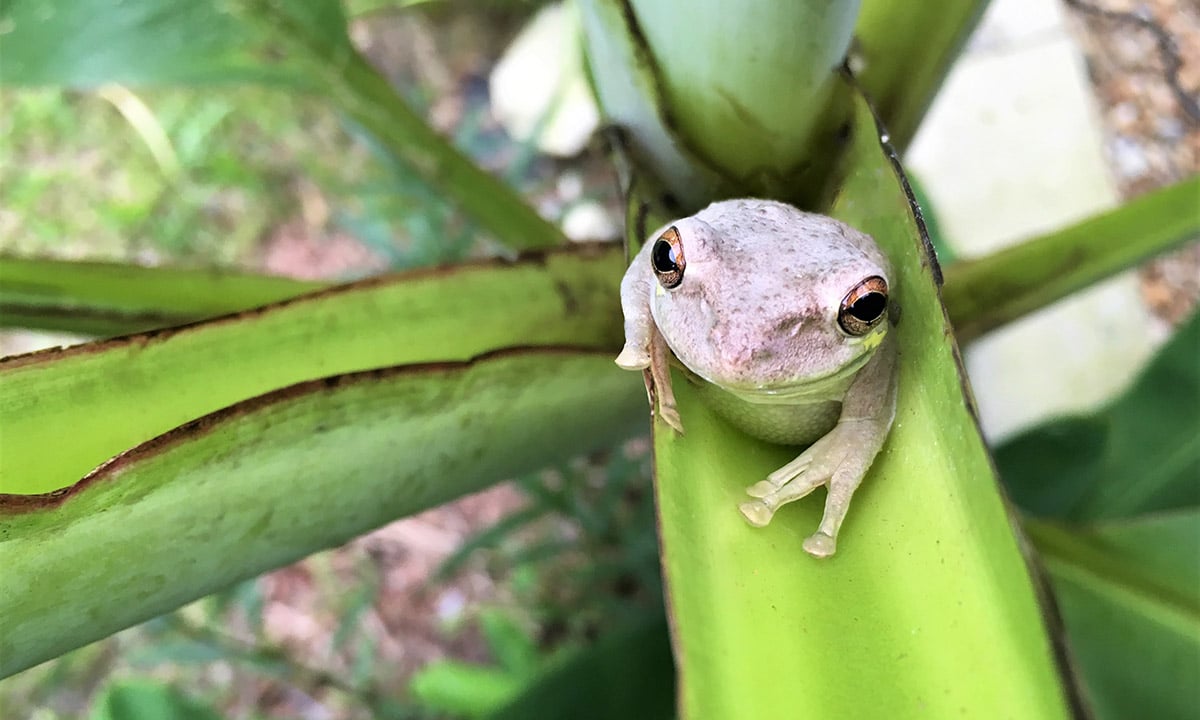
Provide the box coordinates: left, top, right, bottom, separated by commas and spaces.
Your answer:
0, 256, 326, 336
326, 50, 566, 253
943, 176, 1200, 343
854, 0, 990, 153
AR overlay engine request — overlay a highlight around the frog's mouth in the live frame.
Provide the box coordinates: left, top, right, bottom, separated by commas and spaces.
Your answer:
690, 343, 877, 405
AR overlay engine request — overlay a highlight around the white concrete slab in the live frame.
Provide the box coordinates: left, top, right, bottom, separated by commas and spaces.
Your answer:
907, 0, 1162, 441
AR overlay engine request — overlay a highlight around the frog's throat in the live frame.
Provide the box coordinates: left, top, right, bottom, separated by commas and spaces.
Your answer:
682, 332, 882, 406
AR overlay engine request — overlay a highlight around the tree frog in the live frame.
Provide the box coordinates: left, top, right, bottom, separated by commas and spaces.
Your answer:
616, 199, 898, 558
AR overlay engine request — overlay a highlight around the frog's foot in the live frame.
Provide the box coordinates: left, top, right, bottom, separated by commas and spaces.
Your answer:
738, 498, 776, 527
802, 531, 837, 558
745, 454, 814, 498
739, 467, 827, 527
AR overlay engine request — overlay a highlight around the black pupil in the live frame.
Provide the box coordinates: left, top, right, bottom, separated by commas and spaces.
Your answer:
652, 239, 679, 273
849, 292, 886, 322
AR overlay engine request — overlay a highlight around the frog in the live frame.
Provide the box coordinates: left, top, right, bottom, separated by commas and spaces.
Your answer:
615, 198, 898, 558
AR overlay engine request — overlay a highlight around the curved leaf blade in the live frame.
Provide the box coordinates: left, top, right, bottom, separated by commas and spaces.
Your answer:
486, 613, 674, 720
0, 256, 325, 336
0, 0, 349, 89
0, 246, 625, 494
1026, 512, 1200, 720
0, 348, 646, 678
652, 91, 1074, 718
997, 310, 1200, 520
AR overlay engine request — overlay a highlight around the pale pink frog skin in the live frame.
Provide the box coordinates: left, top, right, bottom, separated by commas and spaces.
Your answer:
616, 199, 898, 558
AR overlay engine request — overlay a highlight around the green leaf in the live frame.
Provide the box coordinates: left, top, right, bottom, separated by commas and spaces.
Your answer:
943, 176, 1200, 343
1026, 512, 1200, 720
0, 256, 325, 336
479, 611, 540, 676
853, 0, 990, 152
485, 613, 674, 720
997, 311, 1200, 520
0, 246, 625, 495
411, 662, 526, 718
329, 50, 568, 252
0, 0, 349, 89
651, 90, 1074, 718
0, 0, 567, 255
0, 348, 646, 678
90, 680, 225, 720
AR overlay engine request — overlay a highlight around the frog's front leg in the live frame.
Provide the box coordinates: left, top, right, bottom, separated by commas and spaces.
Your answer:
647, 325, 684, 432
739, 333, 899, 558
616, 246, 684, 433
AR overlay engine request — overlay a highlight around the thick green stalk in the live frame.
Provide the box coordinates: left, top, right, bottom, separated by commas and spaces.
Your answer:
853, 0, 991, 152
943, 176, 1200, 343
577, 0, 860, 208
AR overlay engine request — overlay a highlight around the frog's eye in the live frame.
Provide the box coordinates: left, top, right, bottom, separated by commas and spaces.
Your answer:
650, 226, 686, 289
838, 276, 888, 336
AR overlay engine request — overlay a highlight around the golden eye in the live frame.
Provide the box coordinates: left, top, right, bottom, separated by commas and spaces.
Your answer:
650, 226, 685, 289
838, 276, 888, 336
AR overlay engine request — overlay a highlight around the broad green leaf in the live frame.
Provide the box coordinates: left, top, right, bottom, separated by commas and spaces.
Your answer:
0, 349, 646, 678
409, 609, 543, 717
91, 680, 225, 720
486, 613, 674, 720
853, 0, 990, 152
0, 0, 349, 89
0, 256, 324, 336
997, 311, 1200, 520
0, 246, 625, 494
651, 92, 1074, 718
1026, 512, 1200, 720
943, 176, 1200, 343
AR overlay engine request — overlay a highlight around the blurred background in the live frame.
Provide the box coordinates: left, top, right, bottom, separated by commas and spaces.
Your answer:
0, 0, 1195, 717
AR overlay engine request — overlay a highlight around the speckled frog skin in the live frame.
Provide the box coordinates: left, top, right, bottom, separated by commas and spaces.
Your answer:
616, 199, 898, 558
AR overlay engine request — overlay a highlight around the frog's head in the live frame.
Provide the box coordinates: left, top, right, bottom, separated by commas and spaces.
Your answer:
648, 199, 891, 398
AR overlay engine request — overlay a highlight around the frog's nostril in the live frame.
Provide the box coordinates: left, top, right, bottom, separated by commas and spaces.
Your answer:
750, 346, 779, 364
771, 315, 806, 337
